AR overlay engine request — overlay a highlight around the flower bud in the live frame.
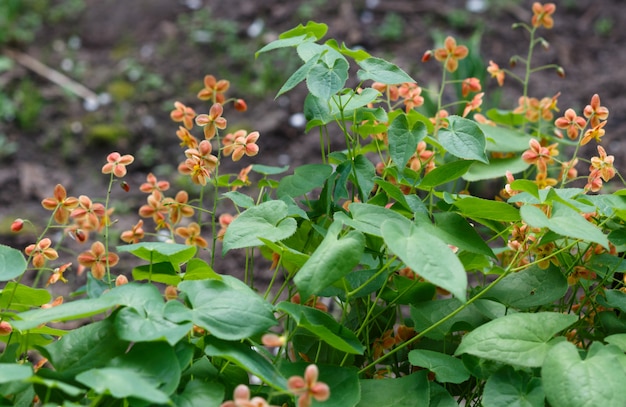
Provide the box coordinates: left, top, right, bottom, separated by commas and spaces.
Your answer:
556, 67, 565, 78
508, 57, 517, 68
540, 39, 550, 50
0, 321, 12, 336
164, 285, 178, 300
115, 275, 129, 286
234, 99, 248, 112
11, 219, 24, 233
120, 181, 130, 192
421, 50, 433, 63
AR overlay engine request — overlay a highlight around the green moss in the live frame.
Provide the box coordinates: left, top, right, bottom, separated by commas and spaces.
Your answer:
86, 123, 132, 145
107, 80, 136, 102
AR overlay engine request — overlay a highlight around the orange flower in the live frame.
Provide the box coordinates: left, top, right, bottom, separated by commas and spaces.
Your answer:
101, 152, 134, 177
535, 172, 557, 190
178, 156, 212, 186
220, 384, 271, 407
531, 2, 556, 29
583, 93, 609, 128
175, 222, 208, 248
398, 83, 424, 112
487, 60, 505, 86
585, 172, 603, 193
139, 192, 168, 224
197, 74, 230, 103
71, 195, 106, 231
232, 165, 253, 191
590, 146, 615, 182
554, 108, 585, 140
217, 213, 234, 240
47, 262, 72, 286
139, 173, 170, 196
77, 241, 119, 280
195, 103, 227, 139
223, 130, 260, 161
559, 158, 578, 181
176, 126, 198, 149
287, 364, 330, 407
162, 190, 195, 224
120, 220, 145, 244
580, 121, 607, 146
25, 238, 58, 268
521, 139, 558, 173
184, 139, 219, 170
41, 184, 79, 224
433, 36, 468, 73
463, 92, 484, 117
170, 101, 196, 130
461, 77, 481, 97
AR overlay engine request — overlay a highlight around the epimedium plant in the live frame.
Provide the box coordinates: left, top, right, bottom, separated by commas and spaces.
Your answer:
2, 2, 626, 406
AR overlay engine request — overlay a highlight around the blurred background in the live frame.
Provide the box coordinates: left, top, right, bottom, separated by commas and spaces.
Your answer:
1, 0, 624, 248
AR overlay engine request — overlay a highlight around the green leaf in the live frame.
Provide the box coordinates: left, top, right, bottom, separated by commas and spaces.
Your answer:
463, 156, 530, 182
222, 190, 255, 209
178, 278, 276, 341
453, 196, 521, 222
13, 283, 163, 330
329, 88, 380, 115
357, 57, 415, 84
357, 372, 429, 407
430, 212, 495, 258
439, 116, 488, 163
183, 258, 222, 281
485, 108, 526, 126
306, 57, 349, 100
382, 219, 467, 301
605, 334, 626, 352
486, 264, 568, 309
482, 365, 545, 407
171, 380, 224, 407
455, 312, 577, 367
408, 350, 470, 384
222, 200, 297, 253
0, 244, 27, 281
276, 302, 365, 354
325, 38, 371, 61
114, 300, 192, 346
339, 202, 411, 237
42, 318, 128, 376
352, 154, 376, 201
481, 124, 534, 152
117, 242, 196, 272
279, 21, 328, 40
0, 363, 32, 383
109, 341, 182, 396
388, 114, 426, 169
419, 160, 475, 189
256, 34, 313, 57
0, 282, 51, 311
76, 367, 169, 403
304, 93, 333, 129
521, 203, 609, 249
277, 164, 333, 198
205, 337, 287, 390
542, 342, 626, 407
277, 52, 319, 97
131, 262, 180, 285
295, 220, 365, 300
252, 164, 290, 175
